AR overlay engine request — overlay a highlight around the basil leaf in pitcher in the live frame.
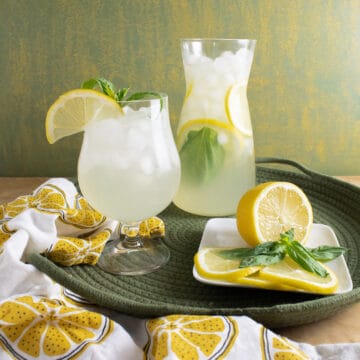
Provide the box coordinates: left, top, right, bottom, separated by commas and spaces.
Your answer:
179, 127, 225, 184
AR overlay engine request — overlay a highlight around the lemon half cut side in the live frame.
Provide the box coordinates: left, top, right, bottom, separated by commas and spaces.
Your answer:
236, 182, 313, 247
45, 89, 123, 144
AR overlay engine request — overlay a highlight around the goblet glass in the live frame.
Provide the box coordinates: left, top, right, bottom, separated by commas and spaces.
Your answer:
77, 94, 181, 275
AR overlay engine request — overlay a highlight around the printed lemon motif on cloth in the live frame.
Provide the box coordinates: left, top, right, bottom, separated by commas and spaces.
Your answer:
261, 326, 310, 360
1, 180, 105, 231
0, 295, 113, 359
0, 204, 5, 221
4, 184, 68, 219
46, 228, 112, 266
144, 315, 238, 360
0, 224, 13, 248
59, 195, 106, 229
138, 217, 165, 238
0, 178, 114, 267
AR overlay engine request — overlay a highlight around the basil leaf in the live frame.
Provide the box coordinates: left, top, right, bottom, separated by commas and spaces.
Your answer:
81, 78, 99, 89
179, 127, 225, 184
279, 228, 295, 242
287, 241, 329, 278
82, 78, 117, 99
308, 245, 347, 262
239, 253, 285, 268
124, 91, 164, 109
125, 91, 162, 101
116, 87, 130, 102
253, 241, 287, 255
218, 241, 286, 262
217, 247, 256, 260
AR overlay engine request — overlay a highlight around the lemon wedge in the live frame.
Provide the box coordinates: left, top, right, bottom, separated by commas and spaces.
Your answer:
194, 247, 261, 282
225, 83, 253, 136
45, 89, 123, 144
257, 256, 338, 294
236, 182, 313, 247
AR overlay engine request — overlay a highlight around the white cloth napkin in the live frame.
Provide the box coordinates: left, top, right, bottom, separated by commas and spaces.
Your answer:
0, 178, 358, 359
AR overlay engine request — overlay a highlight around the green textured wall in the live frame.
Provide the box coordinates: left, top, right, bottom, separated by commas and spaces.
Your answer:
1, 0, 359, 176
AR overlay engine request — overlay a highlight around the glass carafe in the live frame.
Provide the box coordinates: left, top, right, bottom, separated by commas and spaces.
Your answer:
173, 39, 257, 216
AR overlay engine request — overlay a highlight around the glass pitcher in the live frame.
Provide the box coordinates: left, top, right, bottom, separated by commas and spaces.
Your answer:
173, 39, 257, 216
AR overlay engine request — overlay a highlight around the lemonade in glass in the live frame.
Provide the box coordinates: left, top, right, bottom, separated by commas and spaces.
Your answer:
46, 86, 180, 275
79, 94, 181, 275
173, 39, 256, 216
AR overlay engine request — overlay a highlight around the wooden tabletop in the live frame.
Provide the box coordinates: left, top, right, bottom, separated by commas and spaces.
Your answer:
0, 176, 359, 345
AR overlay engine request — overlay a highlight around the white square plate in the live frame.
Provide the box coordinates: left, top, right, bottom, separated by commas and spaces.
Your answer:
193, 218, 353, 294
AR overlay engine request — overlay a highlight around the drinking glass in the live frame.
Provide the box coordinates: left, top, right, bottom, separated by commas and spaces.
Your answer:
173, 39, 256, 216
77, 94, 181, 275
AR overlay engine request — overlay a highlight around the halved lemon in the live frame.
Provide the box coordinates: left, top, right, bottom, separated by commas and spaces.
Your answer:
45, 89, 123, 144
236, 182, 313, 246
225, 83, 253, 136
194, 247, 261, 282
176, 118, 244, 151
257, 256, 338, 294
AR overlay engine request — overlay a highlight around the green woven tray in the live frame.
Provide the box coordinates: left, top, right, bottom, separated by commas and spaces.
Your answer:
29, 158, 360, 328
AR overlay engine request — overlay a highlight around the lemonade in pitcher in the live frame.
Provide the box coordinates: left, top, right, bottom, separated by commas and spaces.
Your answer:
173, 39, 257, 216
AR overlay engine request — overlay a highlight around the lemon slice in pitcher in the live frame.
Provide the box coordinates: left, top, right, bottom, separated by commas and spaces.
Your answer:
225, 83, 253, 136
45, 89, 123, 144
176, 118, 244, 150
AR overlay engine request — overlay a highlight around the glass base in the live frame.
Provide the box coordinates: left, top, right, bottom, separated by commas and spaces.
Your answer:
97, 236, 170, 275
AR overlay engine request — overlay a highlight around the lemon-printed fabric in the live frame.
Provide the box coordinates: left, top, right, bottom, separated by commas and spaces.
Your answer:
144, 315, 238, 359
0, 178, 144, 359
45, 229, 112, 266
260, 326, 310, 360
144, 315, 316, 360
0, 295, 113, 358
0, 178, 116, 265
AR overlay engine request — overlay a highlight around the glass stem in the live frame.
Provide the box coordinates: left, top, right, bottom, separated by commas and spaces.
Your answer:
119, 222, 143, 249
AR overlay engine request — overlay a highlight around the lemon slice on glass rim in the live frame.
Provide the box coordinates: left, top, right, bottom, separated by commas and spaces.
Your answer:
45, 89, 123, 144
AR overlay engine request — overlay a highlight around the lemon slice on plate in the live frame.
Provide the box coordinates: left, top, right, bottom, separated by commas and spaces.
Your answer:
45, 89, 123, 144
194, 247, 261, 282
194, 249, 338, 294
230, 272, 299, 292
257, 256, 338, 294
194, 248, 309, 292
236, 182, 313, 247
